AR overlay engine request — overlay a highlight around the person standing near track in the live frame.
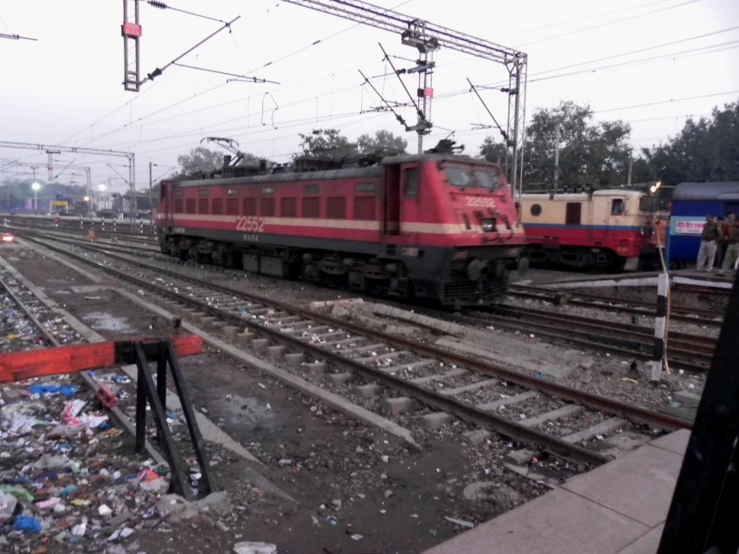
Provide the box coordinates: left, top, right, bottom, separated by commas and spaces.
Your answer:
717, 212, 735, 267
696, 214, 721, 271
718, 217, 739, 276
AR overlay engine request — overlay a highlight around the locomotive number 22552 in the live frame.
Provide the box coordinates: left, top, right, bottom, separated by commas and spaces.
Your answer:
236, 216, 264, 232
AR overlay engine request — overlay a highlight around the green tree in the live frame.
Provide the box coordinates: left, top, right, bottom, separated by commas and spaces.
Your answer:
522, 100, 632, 189
356, 130, 408, 157
296, 129, 358, 161
176, 147, 224, 175
478, 136, 508, 165
636, 102, 739, 184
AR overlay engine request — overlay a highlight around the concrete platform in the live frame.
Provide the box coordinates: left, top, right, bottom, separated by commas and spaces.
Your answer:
422, 429, 690, 554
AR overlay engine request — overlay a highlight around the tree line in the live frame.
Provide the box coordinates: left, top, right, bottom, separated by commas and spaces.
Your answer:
175, 99, 739, 189
479, 99, 739, 189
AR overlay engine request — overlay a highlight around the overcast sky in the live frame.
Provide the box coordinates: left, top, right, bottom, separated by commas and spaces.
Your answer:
1, 0, 738, 194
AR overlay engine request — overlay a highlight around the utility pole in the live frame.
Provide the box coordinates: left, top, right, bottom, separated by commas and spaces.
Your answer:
46, 150, 60, 183
553, 122, 561, 194
627, 158, 633, 186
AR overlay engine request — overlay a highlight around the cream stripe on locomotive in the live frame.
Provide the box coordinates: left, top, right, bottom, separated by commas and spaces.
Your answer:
160, 213, 525, 236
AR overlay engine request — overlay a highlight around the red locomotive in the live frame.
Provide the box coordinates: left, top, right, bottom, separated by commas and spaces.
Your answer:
155, 141, 527, 307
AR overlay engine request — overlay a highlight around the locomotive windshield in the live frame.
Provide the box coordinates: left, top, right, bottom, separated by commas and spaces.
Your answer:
443, 165, 501, 190
639, 195, 666, 213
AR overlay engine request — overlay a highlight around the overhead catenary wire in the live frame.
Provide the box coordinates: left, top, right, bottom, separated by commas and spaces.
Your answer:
495, 0, 681, 40
141, 16, 241, 85
124, 28, 738, 151
466, 78, 507, 142
69, 0, 415, 150
146, 1, 227, 24
172, 63, 280, 84
516, 0, 699, 47
378, 43, 425, 123
0, 32, 37, 41
358, 70, 408, 129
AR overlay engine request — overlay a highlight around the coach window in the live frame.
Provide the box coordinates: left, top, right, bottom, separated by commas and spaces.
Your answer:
404, 168, 418, 198
611, 198, 625, 215
530, 203, 542, 217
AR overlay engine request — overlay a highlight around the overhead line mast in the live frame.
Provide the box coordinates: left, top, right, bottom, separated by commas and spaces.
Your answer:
281, 0, 528, 195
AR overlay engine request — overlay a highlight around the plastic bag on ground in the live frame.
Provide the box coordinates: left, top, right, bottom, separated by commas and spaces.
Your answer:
0, 491, 18, 524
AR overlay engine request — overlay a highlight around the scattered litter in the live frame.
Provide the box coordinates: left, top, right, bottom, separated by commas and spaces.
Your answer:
72, 517, 88, 537
232, 541, 278, 554
36, 497, 61, 510
444, 516, 475, 528
28, 384, 79, 397
13, 515, 42, 534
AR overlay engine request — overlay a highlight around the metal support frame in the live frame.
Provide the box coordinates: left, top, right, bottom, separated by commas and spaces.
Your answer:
0, 140, 136, 227
122, 0, 142, 92
132, 340, 215, 500
46, 150, 60, 183
282, 0, 528, 193
659, 272, 739, 552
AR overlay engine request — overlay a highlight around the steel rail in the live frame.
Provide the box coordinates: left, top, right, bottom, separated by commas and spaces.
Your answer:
13, 227, 715, 370
509, 288, 722, 327
20, 233, 692, 441
19, 234, 612, 466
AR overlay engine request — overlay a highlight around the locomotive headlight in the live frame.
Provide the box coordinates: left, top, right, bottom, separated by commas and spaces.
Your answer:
481, 219, 495, 232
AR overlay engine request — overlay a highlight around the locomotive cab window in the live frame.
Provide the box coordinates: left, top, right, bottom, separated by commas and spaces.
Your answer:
473, 170, 500, 190
443, 166, 472, 189
404, 168, 418, 198
611, 198, 625, 215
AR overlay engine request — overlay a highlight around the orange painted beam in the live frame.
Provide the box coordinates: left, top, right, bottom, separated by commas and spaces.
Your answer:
0, 335, 203, 384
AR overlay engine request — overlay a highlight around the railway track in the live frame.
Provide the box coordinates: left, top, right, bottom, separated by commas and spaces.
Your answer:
0, 271, 59, 351
9, 227, 717, 373
464, 305, 713, 373
510, 284, 723, 327
12, 232, 694, 469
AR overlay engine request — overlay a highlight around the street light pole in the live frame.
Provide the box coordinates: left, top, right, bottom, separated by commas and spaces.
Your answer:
31, 182, 41, 213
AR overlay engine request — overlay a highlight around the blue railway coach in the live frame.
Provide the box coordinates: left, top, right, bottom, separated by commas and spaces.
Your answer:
668, 182, 739, 263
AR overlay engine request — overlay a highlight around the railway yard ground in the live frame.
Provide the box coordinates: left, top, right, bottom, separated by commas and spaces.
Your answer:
0, 218, 732, 553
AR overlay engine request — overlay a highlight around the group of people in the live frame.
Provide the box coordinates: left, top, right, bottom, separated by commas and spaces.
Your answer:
696, 213, 739, 274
